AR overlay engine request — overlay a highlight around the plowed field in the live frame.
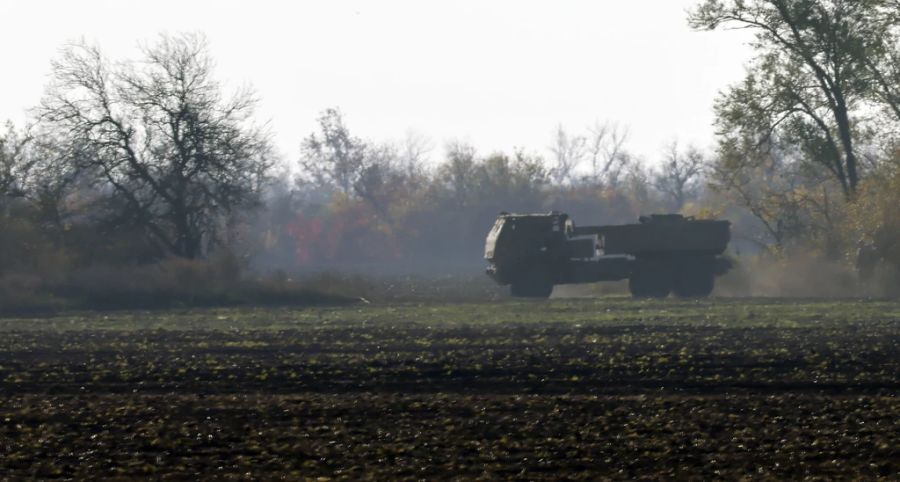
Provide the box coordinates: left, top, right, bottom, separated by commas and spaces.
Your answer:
2, 298, 898, 479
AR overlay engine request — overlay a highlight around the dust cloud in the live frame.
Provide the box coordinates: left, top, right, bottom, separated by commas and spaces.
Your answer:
716, 253, 898, 299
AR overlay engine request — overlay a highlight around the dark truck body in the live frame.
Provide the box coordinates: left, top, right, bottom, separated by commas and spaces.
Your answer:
484, 212, 731, 298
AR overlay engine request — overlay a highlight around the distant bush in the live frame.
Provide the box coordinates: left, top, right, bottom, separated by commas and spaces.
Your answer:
0, 274, 68, 315
0, 256, 359, 317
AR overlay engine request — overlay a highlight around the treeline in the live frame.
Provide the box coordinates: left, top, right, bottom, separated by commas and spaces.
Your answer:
251, 110, 714, 275
1, 1, 899, 311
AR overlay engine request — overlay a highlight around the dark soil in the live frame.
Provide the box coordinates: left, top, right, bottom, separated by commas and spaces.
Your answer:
1, 298, 898, 479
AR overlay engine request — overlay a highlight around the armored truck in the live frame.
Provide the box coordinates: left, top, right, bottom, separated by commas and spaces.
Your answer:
484, 212, 731, 298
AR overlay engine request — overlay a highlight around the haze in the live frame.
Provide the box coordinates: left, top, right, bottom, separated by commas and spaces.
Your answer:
0, 0, 753, 164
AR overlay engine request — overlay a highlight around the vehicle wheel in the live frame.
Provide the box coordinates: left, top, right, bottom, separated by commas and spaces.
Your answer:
510, 270, 554, 298
673, 260, 715, 298
628, 259, 672, 298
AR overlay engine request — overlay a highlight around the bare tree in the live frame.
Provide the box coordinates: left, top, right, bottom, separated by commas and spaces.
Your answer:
0, 122, 34, 208
398, 130, 433, 179
0, 122, 95, 244
548, 124, 585, 184
653, 142, 705, 210
585, 121, 630, 186
40, 33, 273, 259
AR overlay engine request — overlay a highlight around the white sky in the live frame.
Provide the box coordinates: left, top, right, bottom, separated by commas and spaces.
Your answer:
0, 0, 754, 167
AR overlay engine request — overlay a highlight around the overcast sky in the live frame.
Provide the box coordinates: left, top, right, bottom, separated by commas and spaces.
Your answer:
0, 0, 754, 167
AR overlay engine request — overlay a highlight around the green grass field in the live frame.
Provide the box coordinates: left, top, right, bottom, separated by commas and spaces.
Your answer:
2, 297, 899, 479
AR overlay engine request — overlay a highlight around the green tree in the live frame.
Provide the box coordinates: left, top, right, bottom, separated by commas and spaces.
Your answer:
690, 0, 900, 196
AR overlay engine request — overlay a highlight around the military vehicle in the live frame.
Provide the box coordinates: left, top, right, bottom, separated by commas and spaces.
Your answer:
484, 212, 732, 298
